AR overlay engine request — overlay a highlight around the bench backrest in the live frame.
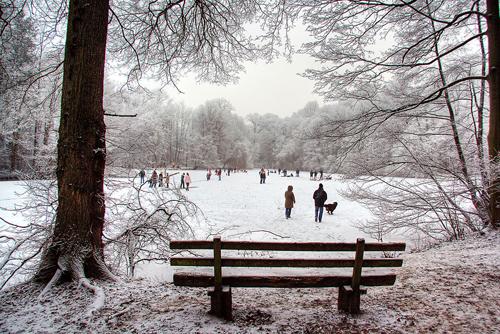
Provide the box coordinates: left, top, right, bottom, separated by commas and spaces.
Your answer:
170, 237, 405, 290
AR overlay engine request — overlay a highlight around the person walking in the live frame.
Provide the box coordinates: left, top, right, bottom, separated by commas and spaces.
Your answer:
180, 173, 185, 189
184, 172, 191, 191
165, 172, 170, 188
284, 185, 296, 219
207, 169, 212, 181
158, 172, 163, 187
139, 169, 146, 184
313, 183, 328, 223
259, 168, 266, 184
151, 169, 158, 188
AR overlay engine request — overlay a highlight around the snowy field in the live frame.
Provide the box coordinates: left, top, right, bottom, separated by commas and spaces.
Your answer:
0, 169, 405, 282
1, 171, 499, 333
133, 169, 407, 280
136, 169, 375, 242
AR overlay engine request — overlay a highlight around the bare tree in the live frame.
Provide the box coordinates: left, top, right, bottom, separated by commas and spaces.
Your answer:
276, 0, 499, 233
22, 0, 288, 308
103, 177, 205, 277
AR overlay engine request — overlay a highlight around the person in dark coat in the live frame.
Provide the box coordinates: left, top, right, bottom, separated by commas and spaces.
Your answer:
284, 185, 296, 219
259, 168, 266, 184
313, 183, 327, 222
139, 169, 146, 184
180, 173, 185, 188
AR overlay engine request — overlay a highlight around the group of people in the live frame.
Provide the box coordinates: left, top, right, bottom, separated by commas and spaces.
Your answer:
206, 168, 245, 181
139, 169, 191, 190
140, 168, 331, 222
309, 170, 324, 180
284, 183, 328, 223
206, 169, 223, 181
278, 169, 301, 177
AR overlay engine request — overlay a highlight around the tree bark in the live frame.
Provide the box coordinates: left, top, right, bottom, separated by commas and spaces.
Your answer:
487, 0, 500, 228
35, 0, 111, 282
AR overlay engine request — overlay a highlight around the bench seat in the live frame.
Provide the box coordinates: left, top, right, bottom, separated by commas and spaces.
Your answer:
173, 272, 397, 288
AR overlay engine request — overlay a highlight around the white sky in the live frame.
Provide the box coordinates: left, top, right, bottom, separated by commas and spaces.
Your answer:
168, 53, 323, 118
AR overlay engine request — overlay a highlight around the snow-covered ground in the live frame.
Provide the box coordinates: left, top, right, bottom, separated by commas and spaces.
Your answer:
0, 230, 498, 333
1, 171, 498, 333
1, 170, 403, 282
132, 169, 397, 280
141, 169, 376, 243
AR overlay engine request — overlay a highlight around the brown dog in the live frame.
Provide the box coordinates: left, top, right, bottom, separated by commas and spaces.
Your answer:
324, 202, 338, 215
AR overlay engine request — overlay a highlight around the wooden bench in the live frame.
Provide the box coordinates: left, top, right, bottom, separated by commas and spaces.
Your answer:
170, 237, 405, 320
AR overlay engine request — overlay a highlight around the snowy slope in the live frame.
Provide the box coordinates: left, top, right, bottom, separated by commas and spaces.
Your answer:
0, 230, 498, 333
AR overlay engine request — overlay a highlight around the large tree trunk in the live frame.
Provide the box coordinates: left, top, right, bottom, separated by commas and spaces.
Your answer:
35, 0, 110, 282
487, 0, 500, 228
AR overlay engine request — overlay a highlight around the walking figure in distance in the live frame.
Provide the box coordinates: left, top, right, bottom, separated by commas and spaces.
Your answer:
259, 168, 266, 184
180, 173, 185, 189
164, 172, 170, 188
284, 185, 296, 219
313, 183, 327, 223
139, 169, 146, 184
151, 169, 158, 188
158, 172, 163, 187
184, 173, 191, 191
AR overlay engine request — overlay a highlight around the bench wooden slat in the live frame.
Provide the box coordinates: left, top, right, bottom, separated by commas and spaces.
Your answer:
170, 240, 406, 252
173, 273, 397, 288
213, 236, 222, 290
171, 257, 403, 268
351, 238, 365, 291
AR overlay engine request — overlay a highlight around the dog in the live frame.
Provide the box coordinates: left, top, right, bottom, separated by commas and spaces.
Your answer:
324, 202, 338, 215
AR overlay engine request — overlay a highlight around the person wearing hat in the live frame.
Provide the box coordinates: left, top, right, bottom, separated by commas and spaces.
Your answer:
313, 183, 327, 222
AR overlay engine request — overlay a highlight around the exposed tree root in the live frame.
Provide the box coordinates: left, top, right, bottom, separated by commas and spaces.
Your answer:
37, 253, 119, 316
78, 277, 105, 316
38, 268, 62, 299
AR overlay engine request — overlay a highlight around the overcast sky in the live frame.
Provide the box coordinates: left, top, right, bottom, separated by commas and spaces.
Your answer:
168, 50, 323, 119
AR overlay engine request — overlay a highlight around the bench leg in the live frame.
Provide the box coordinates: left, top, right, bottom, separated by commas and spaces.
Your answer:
208, 286, 233, 320
338, 286, 364, 314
